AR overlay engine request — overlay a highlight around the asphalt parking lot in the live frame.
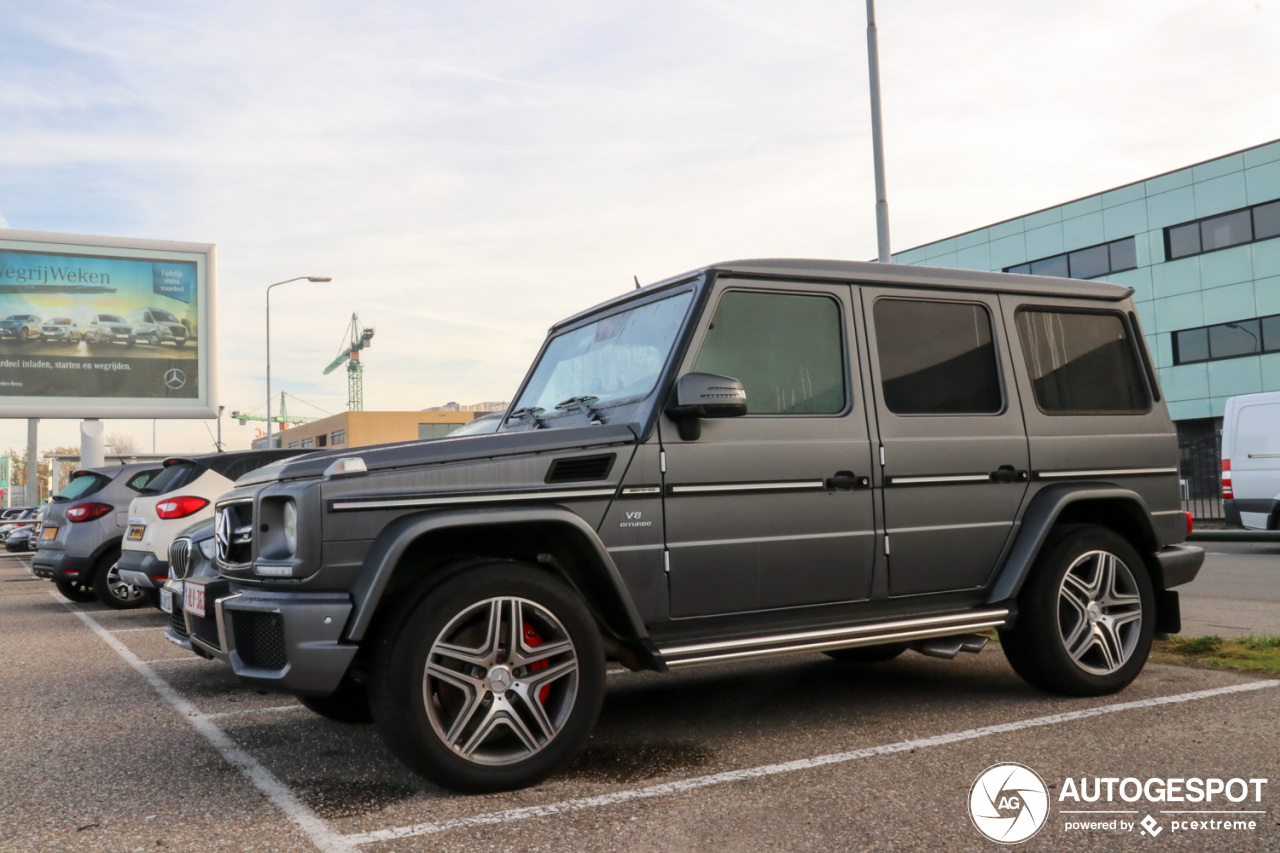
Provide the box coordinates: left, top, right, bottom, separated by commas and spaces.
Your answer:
2, 552, 1277, 852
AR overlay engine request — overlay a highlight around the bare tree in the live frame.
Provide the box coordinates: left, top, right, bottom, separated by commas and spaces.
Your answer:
104, 431, 140, 455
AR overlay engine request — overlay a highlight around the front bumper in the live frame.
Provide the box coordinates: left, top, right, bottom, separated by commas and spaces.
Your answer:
162, 577, 230, 661
31, 548, 95, 580
221, 588, 356, 696
117, 549, 169, 589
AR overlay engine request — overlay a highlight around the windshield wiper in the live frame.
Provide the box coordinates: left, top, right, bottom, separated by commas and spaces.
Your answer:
506, 406, 545, 428
554, 395, 604, 424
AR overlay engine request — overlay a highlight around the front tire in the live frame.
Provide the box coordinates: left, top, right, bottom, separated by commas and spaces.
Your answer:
999, 526, 1154, 697
148, 331, 160, 346
93, 557, 148, 609
369, 563, 605, 793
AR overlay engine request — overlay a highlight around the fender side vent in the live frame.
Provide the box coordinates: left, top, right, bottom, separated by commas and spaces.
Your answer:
545, 454, 616, 484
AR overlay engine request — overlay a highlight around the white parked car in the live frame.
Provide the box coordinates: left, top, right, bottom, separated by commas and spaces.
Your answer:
116, 449, 309, 588
1222, 390, 1280, 531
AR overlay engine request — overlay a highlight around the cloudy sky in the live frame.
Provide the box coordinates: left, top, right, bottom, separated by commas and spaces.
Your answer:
2, 0, 1278, 456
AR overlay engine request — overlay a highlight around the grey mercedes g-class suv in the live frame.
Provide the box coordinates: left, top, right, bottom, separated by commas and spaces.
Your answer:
209, 259, 1202, 792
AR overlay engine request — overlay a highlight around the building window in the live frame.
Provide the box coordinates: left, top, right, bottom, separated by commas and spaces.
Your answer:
1004, 237, 1138, 280
288, 441, 300, 448
331, 429, 346, 445
300, 438, 314, 448
316, 434, 327, 447
1015, 310, 1148, 414
418, 424, 455, 439
1172, 312, 1280, 364
1165, 200, 1280, 260
872, 299, 1002, 415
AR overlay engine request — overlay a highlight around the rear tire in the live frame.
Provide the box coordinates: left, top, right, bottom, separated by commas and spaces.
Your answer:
55, 579, 96, 602
93, 557, 148, 609
999, 526, 1154, 697
369, 563, 605, 793
300, 685, 374, 724
824, 643, 908, 663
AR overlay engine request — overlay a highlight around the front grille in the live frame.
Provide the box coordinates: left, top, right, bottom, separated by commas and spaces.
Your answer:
189, 611, 221, 651
168, 538, 192, 579
231, 611, 287, 670
169, 610, 190, 639
216, 502, 254, 565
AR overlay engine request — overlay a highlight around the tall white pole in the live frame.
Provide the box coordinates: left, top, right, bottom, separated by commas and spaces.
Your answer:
265, 276, 332, 449
25, 419, 38, 505
866, 0, 892, 263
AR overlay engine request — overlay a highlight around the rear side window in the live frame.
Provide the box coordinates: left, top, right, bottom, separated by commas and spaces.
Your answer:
55, 473, 110, 501
142, 461, 203, 494
125, 470, 159, 492
1015, 310, 1149, 414
693, 290, 846, 415
873, 299, 1003, 415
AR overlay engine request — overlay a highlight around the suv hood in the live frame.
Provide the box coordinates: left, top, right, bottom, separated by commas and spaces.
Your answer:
235, 424, 639, 487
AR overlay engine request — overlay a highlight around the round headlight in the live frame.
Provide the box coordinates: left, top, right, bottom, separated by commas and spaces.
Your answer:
283, 500, 298, 555
198, 537, 217, 561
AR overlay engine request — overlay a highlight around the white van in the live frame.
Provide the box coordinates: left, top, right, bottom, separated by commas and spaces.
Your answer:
1222, 390, 1280, 530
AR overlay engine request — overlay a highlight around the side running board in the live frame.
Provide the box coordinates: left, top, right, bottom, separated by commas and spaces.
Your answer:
657, 609, 1010, 669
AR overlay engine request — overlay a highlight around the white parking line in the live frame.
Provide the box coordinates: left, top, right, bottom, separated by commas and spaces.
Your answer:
344, 679, 1278, 847
207, 704, 308, 720
51, 591, 359, 853
108, 626, 166, 633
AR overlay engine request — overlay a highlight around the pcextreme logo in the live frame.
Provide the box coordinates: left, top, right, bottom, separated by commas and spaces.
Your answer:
969, 763, 1050, 844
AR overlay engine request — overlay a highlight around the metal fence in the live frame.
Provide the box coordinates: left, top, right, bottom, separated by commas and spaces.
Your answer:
1178, 434, 1224, 520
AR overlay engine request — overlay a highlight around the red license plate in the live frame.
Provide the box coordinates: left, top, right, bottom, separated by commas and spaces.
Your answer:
183, 582, 206, 617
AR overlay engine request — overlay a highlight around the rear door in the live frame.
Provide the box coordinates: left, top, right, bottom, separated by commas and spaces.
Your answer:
860, 287, 1030, 597
661, 278, 878, 617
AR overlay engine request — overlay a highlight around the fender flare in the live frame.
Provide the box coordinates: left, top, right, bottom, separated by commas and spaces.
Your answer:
344, 506, 649, 643
986, 484, 1159, 604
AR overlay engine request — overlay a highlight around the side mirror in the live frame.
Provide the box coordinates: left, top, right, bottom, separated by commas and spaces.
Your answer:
665, 372, 747, 440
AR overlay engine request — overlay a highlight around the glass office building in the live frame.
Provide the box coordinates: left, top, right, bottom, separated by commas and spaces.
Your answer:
893, 138, 1280, 445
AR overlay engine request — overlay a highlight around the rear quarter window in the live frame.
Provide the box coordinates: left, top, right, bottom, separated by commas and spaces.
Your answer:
1015, 309, 1150, 414
142, 461, 203, 494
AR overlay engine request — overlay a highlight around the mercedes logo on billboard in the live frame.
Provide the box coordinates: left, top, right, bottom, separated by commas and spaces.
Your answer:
164, 368, 187, 390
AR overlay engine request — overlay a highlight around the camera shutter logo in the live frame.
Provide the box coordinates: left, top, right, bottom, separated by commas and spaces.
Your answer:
969, 763, 1050, 844
164, 368, 187, 390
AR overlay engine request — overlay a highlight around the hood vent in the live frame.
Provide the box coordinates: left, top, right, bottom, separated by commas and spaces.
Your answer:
545, 454, 616, 484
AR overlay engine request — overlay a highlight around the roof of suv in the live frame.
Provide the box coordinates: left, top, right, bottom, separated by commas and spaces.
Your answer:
553, 258, 1134, 331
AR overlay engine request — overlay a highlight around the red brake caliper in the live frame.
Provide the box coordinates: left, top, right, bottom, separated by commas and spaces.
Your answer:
522, 623, 551, 705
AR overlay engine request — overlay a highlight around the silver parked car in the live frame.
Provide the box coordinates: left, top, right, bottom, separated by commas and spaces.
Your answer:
31, 463, 162, 607
127, 307, 190, 348
84, 313, 135, 345
0, 314, 43, 342
39, 317, 81, 342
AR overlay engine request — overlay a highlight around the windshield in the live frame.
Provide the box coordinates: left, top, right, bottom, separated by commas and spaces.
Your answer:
54, 473, 110, 502
152, 309, 179, 323
511, 291, 693, 427
99, 314, 126, 323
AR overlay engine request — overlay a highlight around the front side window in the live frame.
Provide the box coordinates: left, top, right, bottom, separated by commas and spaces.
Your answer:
693, 291, 846, 415
873, 299, 1002, 415
1015, 310, 1149, 414
513, 291, 693, 425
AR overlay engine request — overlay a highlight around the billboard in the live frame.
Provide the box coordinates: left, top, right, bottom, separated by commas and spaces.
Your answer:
0, 230, 216, 418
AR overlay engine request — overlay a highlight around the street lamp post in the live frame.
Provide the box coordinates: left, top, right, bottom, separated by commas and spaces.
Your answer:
266, 276, 332, 446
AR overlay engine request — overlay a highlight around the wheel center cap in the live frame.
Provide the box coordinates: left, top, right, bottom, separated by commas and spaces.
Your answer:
486, 665, 514, 694
1086, 601, 1102, 623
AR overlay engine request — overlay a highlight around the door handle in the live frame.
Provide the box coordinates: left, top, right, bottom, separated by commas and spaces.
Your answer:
989, 465, 1027, 484
827, 471, 870, 490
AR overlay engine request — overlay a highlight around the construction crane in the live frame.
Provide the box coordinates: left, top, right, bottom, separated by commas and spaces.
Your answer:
323, 313, 375, 411
231, 392, 323, 427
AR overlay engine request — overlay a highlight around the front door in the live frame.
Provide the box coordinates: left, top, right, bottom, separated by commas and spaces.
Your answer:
661, 279, 878, 618
860, 287, 1030, 597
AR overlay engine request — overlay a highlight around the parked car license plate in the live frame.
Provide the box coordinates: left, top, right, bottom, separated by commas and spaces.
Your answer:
41, 526, 57, 539
127, 525, 145, 541
160, 587, 174, 614
183, 581, 206, 617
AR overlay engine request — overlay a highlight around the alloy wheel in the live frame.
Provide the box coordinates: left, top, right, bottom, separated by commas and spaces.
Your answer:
423, 596, 578, 766
1056, 550, 1142, 675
